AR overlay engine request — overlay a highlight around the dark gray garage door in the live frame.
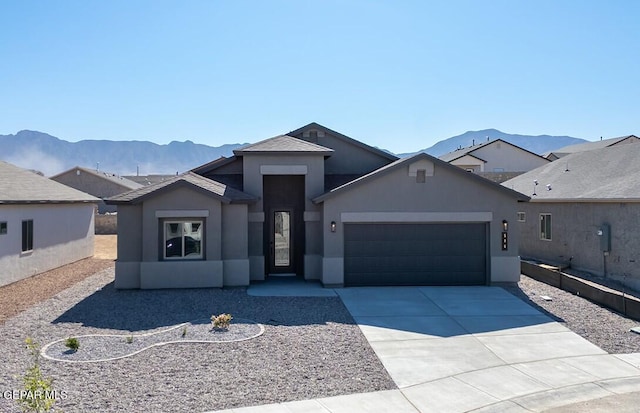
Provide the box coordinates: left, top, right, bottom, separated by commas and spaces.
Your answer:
344, 223, 487, 286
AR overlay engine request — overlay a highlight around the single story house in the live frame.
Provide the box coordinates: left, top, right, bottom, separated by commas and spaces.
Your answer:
545, 134, 639, 160
107, 123, 528, 289
503, 143, 640, 291
439, 138, 550, 183
0, 161, 99, 286
51, 166, 143, 213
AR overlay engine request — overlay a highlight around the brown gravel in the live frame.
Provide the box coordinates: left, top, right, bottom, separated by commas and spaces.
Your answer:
0, 234, 116, 324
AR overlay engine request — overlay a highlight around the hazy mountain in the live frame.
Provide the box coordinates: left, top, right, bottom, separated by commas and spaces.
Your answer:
0, 128, 588, 177
0, 130, 245, 177
398, 129, 587, 158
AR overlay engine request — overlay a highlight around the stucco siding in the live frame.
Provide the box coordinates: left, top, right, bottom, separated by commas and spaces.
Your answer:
52, 169, 133, 213
0, 203, 95, 286
518, 201, 640, 290
321, 161, 522, 285
473, 143, 548, 172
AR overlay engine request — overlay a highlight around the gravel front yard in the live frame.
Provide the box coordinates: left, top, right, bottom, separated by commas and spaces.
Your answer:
2, 258, 640, 412
0, 268, 395, 413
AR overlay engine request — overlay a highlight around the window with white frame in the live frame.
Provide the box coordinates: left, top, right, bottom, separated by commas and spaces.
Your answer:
517, 212, 526, 222
163, 220, 203, 259
540, 214, 552, 240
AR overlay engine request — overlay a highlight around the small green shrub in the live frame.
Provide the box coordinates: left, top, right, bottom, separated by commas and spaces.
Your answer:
125, 335, 133, 344
64, 337, 79, 352
18, 337, 59, 412
211, 313, 233, 330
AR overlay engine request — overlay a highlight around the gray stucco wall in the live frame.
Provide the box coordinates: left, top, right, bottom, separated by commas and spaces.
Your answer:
518, 201, 640, 290
320, 159, 522, 285
0, 203, 95, 287
241, 154, 325, 280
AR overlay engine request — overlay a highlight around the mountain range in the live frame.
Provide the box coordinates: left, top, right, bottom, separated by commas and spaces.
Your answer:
0, 129, 588, 177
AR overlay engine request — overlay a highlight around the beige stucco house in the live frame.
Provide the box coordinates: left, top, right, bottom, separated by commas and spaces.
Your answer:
0, 161, 99, 286
440, 139, 550, 182
107, 123, 528, 289
51, 166, 143, 213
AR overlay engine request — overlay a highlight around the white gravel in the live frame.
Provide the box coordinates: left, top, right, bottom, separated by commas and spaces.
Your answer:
0, 268, 395, 413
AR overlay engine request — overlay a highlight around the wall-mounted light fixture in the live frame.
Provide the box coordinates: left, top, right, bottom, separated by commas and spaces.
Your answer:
330, 221, 337, 233
502, 220, 508, 232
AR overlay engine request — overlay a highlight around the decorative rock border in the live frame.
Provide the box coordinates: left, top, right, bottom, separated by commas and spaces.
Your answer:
41, 318, 265, 363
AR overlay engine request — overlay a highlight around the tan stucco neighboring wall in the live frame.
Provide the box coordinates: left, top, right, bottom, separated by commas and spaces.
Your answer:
0, 203, 95, 287
320, 159, 522, 285
472, 142, 549, 172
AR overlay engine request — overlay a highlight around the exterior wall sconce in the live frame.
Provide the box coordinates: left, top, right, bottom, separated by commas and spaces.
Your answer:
330, 221, 337, 233
502, 220, 508, 232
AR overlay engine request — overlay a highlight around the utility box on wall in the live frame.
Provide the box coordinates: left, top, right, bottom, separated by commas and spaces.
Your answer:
598, 224, 611, 252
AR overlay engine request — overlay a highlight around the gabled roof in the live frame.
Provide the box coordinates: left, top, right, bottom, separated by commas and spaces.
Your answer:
503, 144, 640, 202
314, 152, 529, 203
190, 156, 238, 175
0, 161, 99, 204
551, 135, 639, 155
439, 138, 548, 163
288, 122, 398, 161
106, 172, 257, 205
233, 135, 334, 155
51, 166, 143, 190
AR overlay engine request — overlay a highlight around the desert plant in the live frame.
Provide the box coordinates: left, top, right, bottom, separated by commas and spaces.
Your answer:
210, 313, 233, 330
17, 337, 59, 412
64, 337, 79, 352
181, 326, 187, 337
125, 335, 133, 344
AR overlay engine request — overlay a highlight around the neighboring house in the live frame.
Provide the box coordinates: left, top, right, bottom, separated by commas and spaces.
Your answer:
0, 161, 99, 287
439, 139, 550, 182
123, 174, 176, 186
503, 144, 640, 291
545, 135, 639, 160
51, 166, 143, 213
107, 123, 528, 289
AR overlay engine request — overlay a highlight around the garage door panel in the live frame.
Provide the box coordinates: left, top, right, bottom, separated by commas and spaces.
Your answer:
344, 223, 487, 286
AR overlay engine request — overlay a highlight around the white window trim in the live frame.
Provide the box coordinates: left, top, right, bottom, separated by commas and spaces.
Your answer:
163, 219, 204, 260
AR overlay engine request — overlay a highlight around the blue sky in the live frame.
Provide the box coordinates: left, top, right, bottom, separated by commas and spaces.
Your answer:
1, 1, 638, 153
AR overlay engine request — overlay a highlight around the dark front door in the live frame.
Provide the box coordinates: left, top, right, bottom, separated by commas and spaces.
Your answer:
263, 175, 305, 276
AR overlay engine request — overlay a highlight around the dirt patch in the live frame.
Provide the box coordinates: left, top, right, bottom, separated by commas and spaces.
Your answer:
94, 234, 117, 260
0, 258, 114, 324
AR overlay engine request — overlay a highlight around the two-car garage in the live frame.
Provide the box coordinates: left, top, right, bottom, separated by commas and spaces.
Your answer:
343, 223, 488, 286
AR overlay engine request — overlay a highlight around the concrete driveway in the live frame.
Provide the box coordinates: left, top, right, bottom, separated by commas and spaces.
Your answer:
216, 285, 640, 412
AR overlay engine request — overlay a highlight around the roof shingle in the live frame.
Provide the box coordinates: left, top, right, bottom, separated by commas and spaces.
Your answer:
106, 172, 256, 204
0, 161, 99, 204
233, 135, 333, 155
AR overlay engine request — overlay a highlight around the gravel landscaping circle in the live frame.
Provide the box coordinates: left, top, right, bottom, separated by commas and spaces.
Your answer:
0, 267, 395, 413
41, 319, 264, 363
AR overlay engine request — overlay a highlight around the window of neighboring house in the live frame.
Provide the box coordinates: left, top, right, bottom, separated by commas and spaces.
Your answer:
22, 220, 33, 252
517, 212, 526, 222
493, 168, 505, 172
163, 220, 204, 260
0, 222, 7, 235
540, 214, 552, 241
466, 168, 475, 172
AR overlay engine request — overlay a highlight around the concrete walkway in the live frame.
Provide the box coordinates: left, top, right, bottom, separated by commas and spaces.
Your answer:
213, 286, 640, 412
